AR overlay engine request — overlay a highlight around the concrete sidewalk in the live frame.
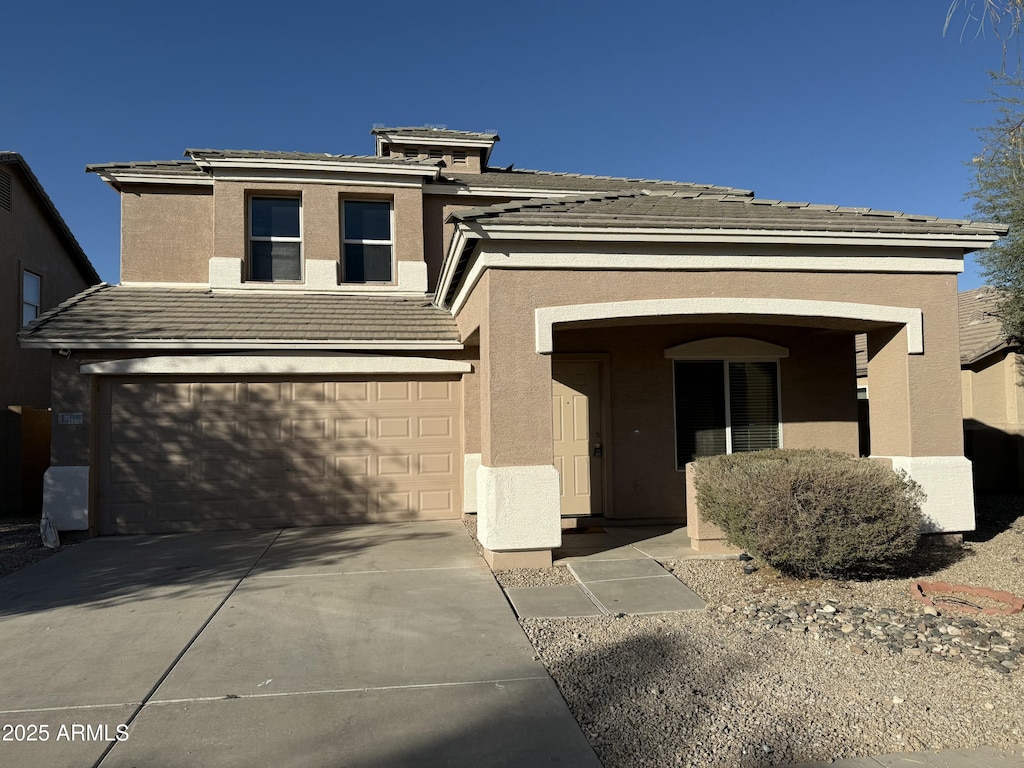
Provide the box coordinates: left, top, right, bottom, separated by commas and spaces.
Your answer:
0, 522, 600, 768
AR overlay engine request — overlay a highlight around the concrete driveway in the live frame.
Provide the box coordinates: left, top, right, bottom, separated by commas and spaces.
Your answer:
0, 521, 600, 767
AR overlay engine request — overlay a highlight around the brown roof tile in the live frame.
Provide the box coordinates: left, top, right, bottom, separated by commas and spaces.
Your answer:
449, 191, 1007, 237
19, 285, 460, 348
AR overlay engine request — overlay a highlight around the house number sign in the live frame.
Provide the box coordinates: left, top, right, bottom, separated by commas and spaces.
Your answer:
58, 413, 83, 425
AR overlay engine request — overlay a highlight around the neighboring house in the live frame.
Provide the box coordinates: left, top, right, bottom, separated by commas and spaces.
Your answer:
19, 127, 1005, 567
960, 286, 1024, 491
0, 153, 99, 516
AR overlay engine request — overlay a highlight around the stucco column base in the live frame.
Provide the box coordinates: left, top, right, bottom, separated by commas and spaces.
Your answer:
872, 455, 976, 533
685, 462, 742, 554
483, 548, 553, 570
476, 464, 561, 554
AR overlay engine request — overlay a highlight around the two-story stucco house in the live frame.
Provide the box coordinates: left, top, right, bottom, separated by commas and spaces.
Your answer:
20, 127, 1005, 567
1, 152, 99, 516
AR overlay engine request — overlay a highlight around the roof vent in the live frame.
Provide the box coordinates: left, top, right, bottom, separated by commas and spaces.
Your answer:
0, 169, 10, 212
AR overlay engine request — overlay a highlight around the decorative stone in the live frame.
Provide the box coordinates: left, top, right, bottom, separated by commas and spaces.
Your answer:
911, 581, 1024, 616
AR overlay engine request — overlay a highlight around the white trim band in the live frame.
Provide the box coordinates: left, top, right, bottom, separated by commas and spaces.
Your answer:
81, 354, 472, 376
535, 298, 924, 355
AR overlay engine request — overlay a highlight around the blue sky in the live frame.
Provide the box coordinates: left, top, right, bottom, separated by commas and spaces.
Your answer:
3, 0, 1014, 287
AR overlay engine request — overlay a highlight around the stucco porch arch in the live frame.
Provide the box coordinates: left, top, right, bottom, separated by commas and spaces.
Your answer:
534, 298, 924, 355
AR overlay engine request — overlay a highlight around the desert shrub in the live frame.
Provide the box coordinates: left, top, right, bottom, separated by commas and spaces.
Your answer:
694, 449, 924, 578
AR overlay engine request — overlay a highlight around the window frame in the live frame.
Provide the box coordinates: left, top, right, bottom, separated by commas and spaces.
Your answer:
248, 194, 303, 283
341, 199, 395, 284
672, 358, 783, 469
21, 269, 41, 327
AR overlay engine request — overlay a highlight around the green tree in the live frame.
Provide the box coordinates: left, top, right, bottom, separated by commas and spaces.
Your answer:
968, 74, 1024, 342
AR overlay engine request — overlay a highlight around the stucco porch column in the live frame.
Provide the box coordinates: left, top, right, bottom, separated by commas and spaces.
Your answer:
475, 292, 561, 569
866, 322, 975, 533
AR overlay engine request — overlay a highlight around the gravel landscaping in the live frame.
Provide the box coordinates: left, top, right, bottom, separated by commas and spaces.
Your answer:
0, 517, 85, 578
504, 495, 1024, 767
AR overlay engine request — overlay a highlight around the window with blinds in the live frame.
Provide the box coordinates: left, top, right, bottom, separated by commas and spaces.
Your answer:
674, 360, 780, 467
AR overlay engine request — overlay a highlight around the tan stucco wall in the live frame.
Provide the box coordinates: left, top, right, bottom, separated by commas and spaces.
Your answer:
554, 323, 857, 519
120, 180, 427, 285
423, 195, 511, 292
1, 166, 93, 408
962, 351, 1024, 490
459, 265, 964, 514
120, 186, 214, 283
965, 352, 1021, 427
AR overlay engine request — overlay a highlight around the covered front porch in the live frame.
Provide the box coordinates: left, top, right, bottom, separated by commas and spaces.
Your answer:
458, 271, 972, 569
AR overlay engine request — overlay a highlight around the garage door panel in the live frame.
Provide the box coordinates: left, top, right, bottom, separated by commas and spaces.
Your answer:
377, 381, 411, 401
99, 376, 462, 533
419, 453, 452, 476
418, 416, 453, 438
377, 417, 413, 439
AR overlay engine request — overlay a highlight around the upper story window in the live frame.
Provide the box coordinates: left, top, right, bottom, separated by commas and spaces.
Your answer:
452, 150, 467, 164
249, 196, 301, 282
342, 200, 393, 283
22, 270, 41, 326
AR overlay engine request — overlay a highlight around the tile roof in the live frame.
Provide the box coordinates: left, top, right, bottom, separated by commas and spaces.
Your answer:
84, 159, 208, 179
0, 152, 100, 285
185, 148, 438, 166
371, 126, 499, 141
449, 191, 1008, 237
959, 286, 1014, 364
434, 169, 749, 195
19, 285, 460, 348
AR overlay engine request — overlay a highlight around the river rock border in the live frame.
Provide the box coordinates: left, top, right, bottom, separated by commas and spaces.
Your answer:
718, 599, 1022, 674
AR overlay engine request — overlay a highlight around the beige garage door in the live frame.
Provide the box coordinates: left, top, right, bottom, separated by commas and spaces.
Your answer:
97, 376, 462, 534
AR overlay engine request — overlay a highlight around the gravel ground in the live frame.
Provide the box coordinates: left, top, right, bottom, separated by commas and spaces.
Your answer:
511, 495, 1024, 768
0, 518, 85, 578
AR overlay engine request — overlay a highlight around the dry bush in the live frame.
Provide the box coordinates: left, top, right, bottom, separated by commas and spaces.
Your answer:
694, 449, 924, 578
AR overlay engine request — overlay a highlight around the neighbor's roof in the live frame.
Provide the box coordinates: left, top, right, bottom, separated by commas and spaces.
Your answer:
18, 285, 460, 349
854, 286, 1015, 374
449, 191, 1009, 238
959, 286, 1015, 365
0, 152, 100, 285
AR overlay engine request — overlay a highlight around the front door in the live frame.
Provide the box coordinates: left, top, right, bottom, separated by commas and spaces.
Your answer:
552, 359, 604, 516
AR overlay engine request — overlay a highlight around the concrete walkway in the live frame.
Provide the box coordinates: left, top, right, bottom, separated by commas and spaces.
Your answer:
0, 522, 600, 768
506, 526, 711, 618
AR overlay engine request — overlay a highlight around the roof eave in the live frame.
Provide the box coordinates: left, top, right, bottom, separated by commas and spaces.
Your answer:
454, 223, 1005, 250
19, 339, 465, 351
189, 155, 440, 178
